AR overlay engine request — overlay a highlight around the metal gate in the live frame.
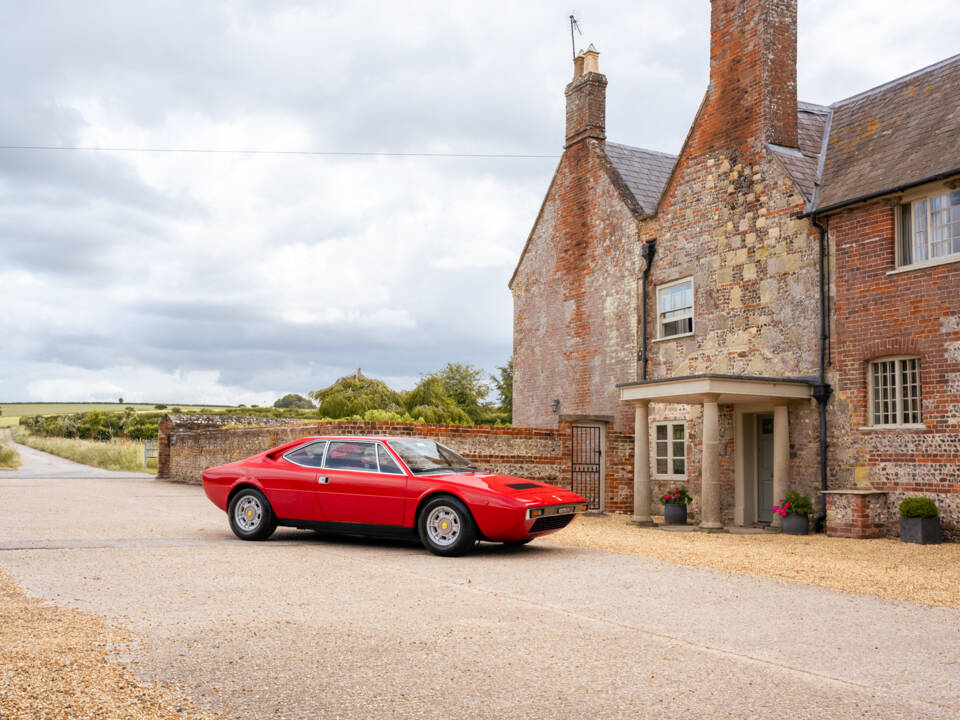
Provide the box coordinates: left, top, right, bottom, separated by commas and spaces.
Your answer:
571, 425, 601, 510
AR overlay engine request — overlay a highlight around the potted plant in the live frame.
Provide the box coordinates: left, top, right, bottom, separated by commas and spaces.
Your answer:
660, 486, 693, 525
773, 490, 814, 535
898, 497, 941, 544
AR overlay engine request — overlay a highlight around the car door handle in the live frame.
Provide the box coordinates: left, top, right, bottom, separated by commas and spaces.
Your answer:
317, 475, 329, 484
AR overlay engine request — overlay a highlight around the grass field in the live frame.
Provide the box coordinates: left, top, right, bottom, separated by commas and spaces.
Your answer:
0, 444, 21, 469
0, 402, 236, 427
12, 427, 157, 473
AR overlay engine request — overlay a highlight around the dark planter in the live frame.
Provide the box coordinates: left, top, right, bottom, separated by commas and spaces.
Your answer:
782, 512, 809, 535
900, 516, 941, 545
663, 503, 688, 525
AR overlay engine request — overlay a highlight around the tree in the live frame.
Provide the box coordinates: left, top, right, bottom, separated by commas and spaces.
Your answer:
490, 357, 513, 421
273, 393, 315, 410
309, 371, 403, 418
402, 375, 472, 425
430, 362, 489, 423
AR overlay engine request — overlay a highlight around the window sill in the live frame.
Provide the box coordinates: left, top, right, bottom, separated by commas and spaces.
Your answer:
653, 332, 695, 343
857, 424, 926, 431
654, 474, 687, 480
887, 255, 960, 275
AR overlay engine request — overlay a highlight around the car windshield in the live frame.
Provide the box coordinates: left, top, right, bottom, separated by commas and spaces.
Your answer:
389, 439, 476, 475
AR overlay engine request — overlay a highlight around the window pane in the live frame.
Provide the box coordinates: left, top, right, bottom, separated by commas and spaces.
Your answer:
672, 424, 684, 441
325, 441, 378, 470
872, 360, 897, 425
284, 441, 327, 468
656, 441, 668, 459
657, 459, 668, 474
378, 445, 404, 475
900, 358, 921, 424
899, 204, 913, 266
672, 458, 685, 475
673, 441, 684, 458
913, 198, 928, 262
656, 425, 667, 441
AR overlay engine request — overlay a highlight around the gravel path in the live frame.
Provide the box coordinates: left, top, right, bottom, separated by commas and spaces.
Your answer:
0, 428, 154, 480
1, 475, 958, 719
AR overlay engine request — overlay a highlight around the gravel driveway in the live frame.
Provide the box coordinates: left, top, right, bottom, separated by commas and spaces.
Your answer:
1, 471, 958, 719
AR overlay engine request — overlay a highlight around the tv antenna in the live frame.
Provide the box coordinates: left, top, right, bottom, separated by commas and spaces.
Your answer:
569, 15, 582, 60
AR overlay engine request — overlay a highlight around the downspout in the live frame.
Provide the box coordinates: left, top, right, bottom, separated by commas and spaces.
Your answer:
810, 214, 833, 533
639, 239, 657, 380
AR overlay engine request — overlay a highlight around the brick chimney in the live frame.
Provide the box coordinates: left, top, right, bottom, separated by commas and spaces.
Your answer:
565, 45, 606, 148
697, 0, 798, 152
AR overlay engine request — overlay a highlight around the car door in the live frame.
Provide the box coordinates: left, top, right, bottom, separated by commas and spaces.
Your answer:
261, 440, 328, 521
320, 440, 407, 526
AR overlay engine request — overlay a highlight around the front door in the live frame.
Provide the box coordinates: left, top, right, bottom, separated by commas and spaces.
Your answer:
757, 414, 774, 521
571, 425, 602, 510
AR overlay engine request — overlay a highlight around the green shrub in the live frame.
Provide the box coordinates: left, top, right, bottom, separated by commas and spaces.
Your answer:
0, 445, 21, 469
899, 497, 938, 518
784, 490, 815, 516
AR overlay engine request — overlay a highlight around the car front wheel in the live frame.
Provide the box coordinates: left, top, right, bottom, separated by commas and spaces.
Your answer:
228, 487, 277, 541
418, 496, 476, 557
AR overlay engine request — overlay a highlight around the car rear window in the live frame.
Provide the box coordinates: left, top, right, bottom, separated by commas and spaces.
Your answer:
377, 445, 404, 475
283, 441, 327, 468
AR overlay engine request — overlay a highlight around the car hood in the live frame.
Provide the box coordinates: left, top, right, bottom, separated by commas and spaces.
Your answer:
422, 471, 585, 504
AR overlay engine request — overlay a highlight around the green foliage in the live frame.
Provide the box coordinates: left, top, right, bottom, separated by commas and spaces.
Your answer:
402, 376, 471, 424
784, 490, 815, 516
490, 357, 513, 421
899, 497, 939, 518
154, 404, 167, 410
361, 408, 413, 423
273, 393, 315, 409
0, 444, 21, 469
309, 371, 404, 419
429, 363, 489, 422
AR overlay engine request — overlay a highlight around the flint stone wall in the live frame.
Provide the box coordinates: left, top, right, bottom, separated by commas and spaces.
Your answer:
157, 415, 565, 486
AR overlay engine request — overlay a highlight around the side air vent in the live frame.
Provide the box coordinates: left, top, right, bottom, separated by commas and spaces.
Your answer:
506, 482, 541, 489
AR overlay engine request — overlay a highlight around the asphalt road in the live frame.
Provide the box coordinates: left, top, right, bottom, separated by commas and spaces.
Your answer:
1, 454, 958, 718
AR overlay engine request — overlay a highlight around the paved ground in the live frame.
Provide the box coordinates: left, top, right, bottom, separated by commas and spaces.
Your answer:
1, 460, 958, 718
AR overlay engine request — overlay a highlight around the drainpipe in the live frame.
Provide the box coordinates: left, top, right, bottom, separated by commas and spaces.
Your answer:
810, 214, 833, 533
639, 239, 656, 380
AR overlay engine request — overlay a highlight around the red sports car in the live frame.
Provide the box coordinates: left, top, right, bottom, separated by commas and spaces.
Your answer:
202, 436, 587, 556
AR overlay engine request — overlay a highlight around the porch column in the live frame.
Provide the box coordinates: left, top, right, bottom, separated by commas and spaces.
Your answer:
700, 394, 723, 529
631, 401, 653, 525
771, 401, 790, 529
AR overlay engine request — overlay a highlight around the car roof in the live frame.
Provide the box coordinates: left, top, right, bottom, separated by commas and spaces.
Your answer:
295, 436, 429, 442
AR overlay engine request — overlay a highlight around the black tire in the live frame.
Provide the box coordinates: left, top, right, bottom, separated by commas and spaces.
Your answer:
417, 495, 477, 557
227, 487, 277, 541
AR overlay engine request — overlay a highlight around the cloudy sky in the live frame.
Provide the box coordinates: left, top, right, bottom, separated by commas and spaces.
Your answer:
1, 0, 957, 405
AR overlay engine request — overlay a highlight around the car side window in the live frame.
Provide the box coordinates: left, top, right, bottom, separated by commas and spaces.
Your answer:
283, 441, 327, 468
324, 441, 378, 471
377, 445, 405, 475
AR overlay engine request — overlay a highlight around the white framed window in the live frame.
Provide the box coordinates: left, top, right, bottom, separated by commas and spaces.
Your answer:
657, 277, 694, 338
654, 422, 686, 477
898, 190, 960, 267
868, 357, 921, 426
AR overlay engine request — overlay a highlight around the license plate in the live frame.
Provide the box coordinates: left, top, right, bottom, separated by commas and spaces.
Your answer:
556, 505, 572, 514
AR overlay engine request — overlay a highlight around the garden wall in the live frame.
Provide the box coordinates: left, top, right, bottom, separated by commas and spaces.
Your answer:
157, 415, 567, 486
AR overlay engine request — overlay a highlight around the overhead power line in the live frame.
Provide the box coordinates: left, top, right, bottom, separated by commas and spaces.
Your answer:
0, 144, 559, 159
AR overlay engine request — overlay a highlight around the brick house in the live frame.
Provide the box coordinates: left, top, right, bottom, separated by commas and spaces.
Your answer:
509, 0, 960, 536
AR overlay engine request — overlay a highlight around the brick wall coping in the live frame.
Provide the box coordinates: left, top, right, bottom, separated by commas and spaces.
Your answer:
821, 488, 888, 496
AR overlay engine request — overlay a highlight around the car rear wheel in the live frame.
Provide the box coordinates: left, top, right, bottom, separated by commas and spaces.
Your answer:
228, 487, 277, 541
418, 496, 476, 557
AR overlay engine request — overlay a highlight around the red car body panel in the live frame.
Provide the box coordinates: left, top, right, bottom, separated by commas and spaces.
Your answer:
202, 436, 586, 543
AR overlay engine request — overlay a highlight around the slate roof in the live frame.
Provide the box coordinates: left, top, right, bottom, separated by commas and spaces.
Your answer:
815, 53, 960, 211
603, 143, 677, 215
768, 102, 831, 204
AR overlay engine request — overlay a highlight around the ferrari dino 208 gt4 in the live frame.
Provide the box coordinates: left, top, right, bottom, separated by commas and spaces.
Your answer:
202, 436, 587, 556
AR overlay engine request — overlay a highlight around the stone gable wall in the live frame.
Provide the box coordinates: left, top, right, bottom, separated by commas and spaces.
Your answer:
828, 200, 960, 532
512, 138, 642, 432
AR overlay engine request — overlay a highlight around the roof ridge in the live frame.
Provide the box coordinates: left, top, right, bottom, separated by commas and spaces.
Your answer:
604, 141, 677, 159
831, 52, 960, 107
797, 100, 831, 114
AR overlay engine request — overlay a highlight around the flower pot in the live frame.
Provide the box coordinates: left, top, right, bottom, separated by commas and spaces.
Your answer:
663, 503, 687, 525
900, 516, 941, 544
782, 512, 809, 535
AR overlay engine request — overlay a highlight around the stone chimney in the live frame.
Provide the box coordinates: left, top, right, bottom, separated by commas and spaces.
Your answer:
565, 45, 606, 148
698, 0, 798, 152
